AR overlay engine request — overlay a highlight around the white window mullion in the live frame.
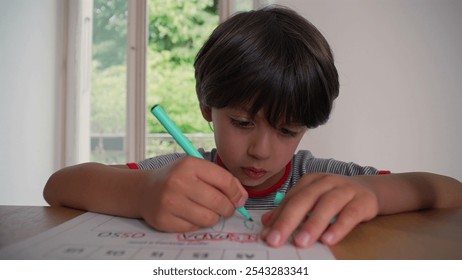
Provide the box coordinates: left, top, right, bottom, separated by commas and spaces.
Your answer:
218, 0, 235, 22
64, 0, 93, 166
126, 0, 148, 162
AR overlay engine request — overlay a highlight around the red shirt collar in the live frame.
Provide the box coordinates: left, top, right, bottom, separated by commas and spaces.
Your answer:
216, 154, 291, 198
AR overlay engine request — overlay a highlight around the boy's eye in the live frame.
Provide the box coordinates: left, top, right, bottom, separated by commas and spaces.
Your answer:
279, 128, 298, 137
230, 118, 253, 128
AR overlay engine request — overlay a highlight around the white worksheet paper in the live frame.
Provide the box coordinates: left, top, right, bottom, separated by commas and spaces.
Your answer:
0, 210, 334, 260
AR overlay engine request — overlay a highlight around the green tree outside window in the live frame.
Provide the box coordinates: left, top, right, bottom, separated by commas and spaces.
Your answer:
91, 0, 218, 161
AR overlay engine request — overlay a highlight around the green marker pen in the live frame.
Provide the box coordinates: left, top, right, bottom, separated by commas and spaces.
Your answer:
151, 105, 253, 222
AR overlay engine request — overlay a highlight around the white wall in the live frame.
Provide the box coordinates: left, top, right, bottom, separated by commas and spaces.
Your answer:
0, 0, 64, 205
276, 0, 461, 180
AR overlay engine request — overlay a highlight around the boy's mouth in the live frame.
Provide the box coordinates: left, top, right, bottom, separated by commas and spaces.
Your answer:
241, 167, 268, 179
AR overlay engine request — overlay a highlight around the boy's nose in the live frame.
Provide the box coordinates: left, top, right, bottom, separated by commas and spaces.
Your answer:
247, 131, 272, 160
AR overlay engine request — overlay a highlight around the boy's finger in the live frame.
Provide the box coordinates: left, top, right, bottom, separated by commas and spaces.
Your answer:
187, 181, 236, 218
172, 198, 222, 228
146, 196, 209, 232
264, 174, 328, 226
261, 210, 274, 226
261, 174, 351, 247
293, 188, 350, 247
175, 157, 248, 207
261, 194, 314, 247
320, 200, 368, 245
194, 159, 248, 207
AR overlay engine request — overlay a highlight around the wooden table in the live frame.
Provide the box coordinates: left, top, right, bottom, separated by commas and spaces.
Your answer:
1, 205, 461, 259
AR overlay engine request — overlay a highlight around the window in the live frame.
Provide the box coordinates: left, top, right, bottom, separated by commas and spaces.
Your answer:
145, 0, 219, 158
68, 0, 260, 167
91, 0, 128, 163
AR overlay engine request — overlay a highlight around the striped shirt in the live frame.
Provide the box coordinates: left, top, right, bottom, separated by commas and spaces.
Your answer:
130, 149, 388, 210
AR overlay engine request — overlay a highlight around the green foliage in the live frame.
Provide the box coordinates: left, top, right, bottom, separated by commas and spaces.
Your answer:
91, 62, 126, 134
146, 0, 218, 133
92, 0, 127, 69
91, 0, 218, 135
146, 54, 206, 133
148, 0, 218, 64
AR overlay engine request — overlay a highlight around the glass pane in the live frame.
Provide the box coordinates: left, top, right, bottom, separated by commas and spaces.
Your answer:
235, 0, 254, 11
146, 0, 219, 157
90, 0, 127, 164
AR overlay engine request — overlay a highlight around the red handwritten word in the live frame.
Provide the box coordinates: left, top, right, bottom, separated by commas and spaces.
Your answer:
177, 232, 258, 243
97, 231, 146, 239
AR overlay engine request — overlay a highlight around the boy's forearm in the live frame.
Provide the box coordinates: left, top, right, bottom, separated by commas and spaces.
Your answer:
358, 172, 462, 215
43, 163, 148, 218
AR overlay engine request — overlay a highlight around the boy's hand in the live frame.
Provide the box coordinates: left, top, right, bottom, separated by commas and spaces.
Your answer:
138, 157, 248, 232
260, 173, 379, 248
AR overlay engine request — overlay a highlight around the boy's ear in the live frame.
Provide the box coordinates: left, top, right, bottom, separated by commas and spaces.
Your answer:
200, 105, 212, 122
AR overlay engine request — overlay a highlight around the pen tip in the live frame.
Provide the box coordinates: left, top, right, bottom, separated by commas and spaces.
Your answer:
249, 217, 253, 222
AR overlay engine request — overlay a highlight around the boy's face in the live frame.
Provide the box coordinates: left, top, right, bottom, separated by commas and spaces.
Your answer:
207, 107, 306, 191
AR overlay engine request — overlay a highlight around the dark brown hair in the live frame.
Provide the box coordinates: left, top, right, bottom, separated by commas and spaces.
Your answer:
194, 5, 339, 128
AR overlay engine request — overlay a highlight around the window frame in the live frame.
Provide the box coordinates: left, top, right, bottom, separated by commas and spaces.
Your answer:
126, 0, 147, 162
61, 0, 93, 167
62, 0, 264, 167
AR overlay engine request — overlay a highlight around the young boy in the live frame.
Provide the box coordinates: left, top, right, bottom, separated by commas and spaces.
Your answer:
44, 6, 462, 249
